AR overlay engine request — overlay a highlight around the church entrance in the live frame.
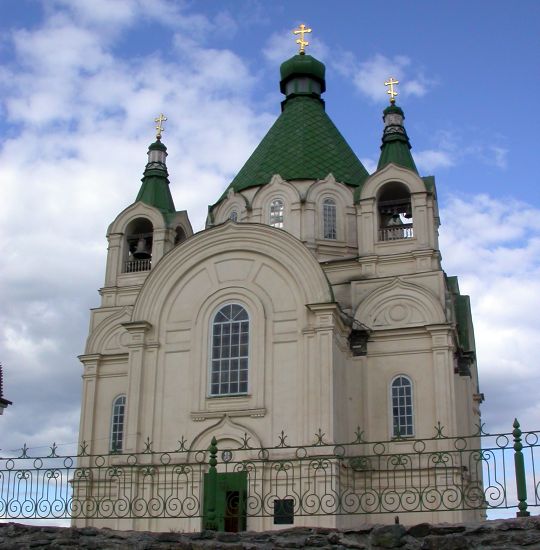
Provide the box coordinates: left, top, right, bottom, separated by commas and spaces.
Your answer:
203, 471, 247, 532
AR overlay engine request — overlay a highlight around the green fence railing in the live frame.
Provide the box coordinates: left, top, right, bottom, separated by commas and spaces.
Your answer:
0, 420, 537, 525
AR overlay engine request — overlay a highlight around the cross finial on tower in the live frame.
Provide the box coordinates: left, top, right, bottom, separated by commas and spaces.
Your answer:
154, 113, 167, 140
384, 77, 399, 104
293, 23, 312, 55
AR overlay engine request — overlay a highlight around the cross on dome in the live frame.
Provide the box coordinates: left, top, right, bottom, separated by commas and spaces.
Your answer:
154, 113, 167, 140
384, 77, 399, 104
293, 23, 312, 55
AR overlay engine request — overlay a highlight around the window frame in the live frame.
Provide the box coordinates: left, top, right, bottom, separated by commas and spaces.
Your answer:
390, 375, 414, 438
208, 303, 250, 398
110, 395, 126, 453
322, 197, 337, 240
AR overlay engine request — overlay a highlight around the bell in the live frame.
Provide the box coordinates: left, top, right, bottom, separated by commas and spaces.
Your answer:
133, 237, 151, 259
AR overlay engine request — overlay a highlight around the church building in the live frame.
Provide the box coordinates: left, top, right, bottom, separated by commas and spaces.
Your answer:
75, 32, 482, 531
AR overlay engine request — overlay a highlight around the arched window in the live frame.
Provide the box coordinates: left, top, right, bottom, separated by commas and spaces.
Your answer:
391, 376, 414, 437
210, 304, 249, 396
269, 199, 284, 228
229, 211, 238, 222
378, 182, 413, 241
323, 198, 337, 240
175, 226, 187, 245
110, 395, 126, 452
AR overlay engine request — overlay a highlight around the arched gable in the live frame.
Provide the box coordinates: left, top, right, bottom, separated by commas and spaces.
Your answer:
305, 174, 354, 205
85, 306, 133, 354
355, 278, 445, 329
132, 222, 332, 326
251, 174, 302, 210
189, 415, 263, 454
211, 189, 250, 225
107, 201, 167, 236
360, 163, 427, 201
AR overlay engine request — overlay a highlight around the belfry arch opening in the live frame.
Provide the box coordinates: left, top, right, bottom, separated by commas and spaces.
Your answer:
175, 225, 187, 245
124, 217, 153, 273
377, 182, 413, 241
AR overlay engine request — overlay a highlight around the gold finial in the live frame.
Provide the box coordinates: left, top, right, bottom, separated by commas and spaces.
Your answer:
293, 23, 312, 55
154, 113, 167, 139
384, 77, 399, 104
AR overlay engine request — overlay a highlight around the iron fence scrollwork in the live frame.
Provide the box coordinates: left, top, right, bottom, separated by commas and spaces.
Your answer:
0, 420, 539, 523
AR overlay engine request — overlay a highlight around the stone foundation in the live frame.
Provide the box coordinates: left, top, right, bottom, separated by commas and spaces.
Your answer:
0, 517, 539, 549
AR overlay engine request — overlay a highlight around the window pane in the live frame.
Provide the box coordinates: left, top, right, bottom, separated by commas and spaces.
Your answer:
110, 396, 126, 452
210, 304, 249, 396
391, 377, 413, 437
323, 198, 337, 240
270, 199, 284, 228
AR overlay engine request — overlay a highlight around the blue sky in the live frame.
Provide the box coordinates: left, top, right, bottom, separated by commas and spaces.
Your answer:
0, 0, 539, 487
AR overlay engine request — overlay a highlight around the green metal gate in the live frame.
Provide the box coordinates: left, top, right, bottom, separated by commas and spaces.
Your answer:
203, 471, 247, 531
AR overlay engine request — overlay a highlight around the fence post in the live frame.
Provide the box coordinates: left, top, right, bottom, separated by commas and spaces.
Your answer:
512, 418, 530, 517
204, 436, 219, 530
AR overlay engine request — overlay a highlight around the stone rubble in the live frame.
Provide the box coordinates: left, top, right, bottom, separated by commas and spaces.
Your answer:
0, 517, 539, 549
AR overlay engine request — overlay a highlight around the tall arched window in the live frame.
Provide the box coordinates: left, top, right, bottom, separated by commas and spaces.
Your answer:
110, 395, 126, 452
269, 199, 284, 228
391, 376, 414, 437
323, 198, 337, 240
210, 304, 249, 396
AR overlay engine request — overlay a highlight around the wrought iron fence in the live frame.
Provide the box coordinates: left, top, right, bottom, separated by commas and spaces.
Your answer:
0, 420, 538, 525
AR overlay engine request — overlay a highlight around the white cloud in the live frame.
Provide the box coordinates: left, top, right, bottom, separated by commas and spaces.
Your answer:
0, 3, 272, 453
414, 149, 454, 172
360, 157, 378, 174
412, 130, 509, 174
334, 53, 432, 103
490, 145, 509, 169
263, 28, 329, 65
440, 194, 540, 432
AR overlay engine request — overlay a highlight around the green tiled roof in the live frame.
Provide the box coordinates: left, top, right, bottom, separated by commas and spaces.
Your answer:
220, 95, 369, 199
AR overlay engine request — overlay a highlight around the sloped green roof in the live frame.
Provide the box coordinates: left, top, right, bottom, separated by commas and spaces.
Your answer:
135, 139, 176, 215
377, 103, 418, 174
377, 138, 418, 173
221, 96, 369, 199
136, 173, 176, 214
447, 275, 476, 354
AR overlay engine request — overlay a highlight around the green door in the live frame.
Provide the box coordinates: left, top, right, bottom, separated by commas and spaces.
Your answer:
203, 471, 247, 531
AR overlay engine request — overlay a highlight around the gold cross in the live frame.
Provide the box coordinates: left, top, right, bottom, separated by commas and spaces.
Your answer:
293, 23, 312, 55
154, 113, 167, 139
384, 77, 399, 104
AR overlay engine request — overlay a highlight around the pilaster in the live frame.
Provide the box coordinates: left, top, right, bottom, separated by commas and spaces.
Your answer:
122, 321, 153, 453
305, 303, 346, 441
426, 324, 457, 438
78, 353, 102, 454
104, 233, 123, 286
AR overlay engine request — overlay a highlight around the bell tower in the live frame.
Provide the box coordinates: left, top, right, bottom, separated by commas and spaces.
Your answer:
77, 118, 193, 456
